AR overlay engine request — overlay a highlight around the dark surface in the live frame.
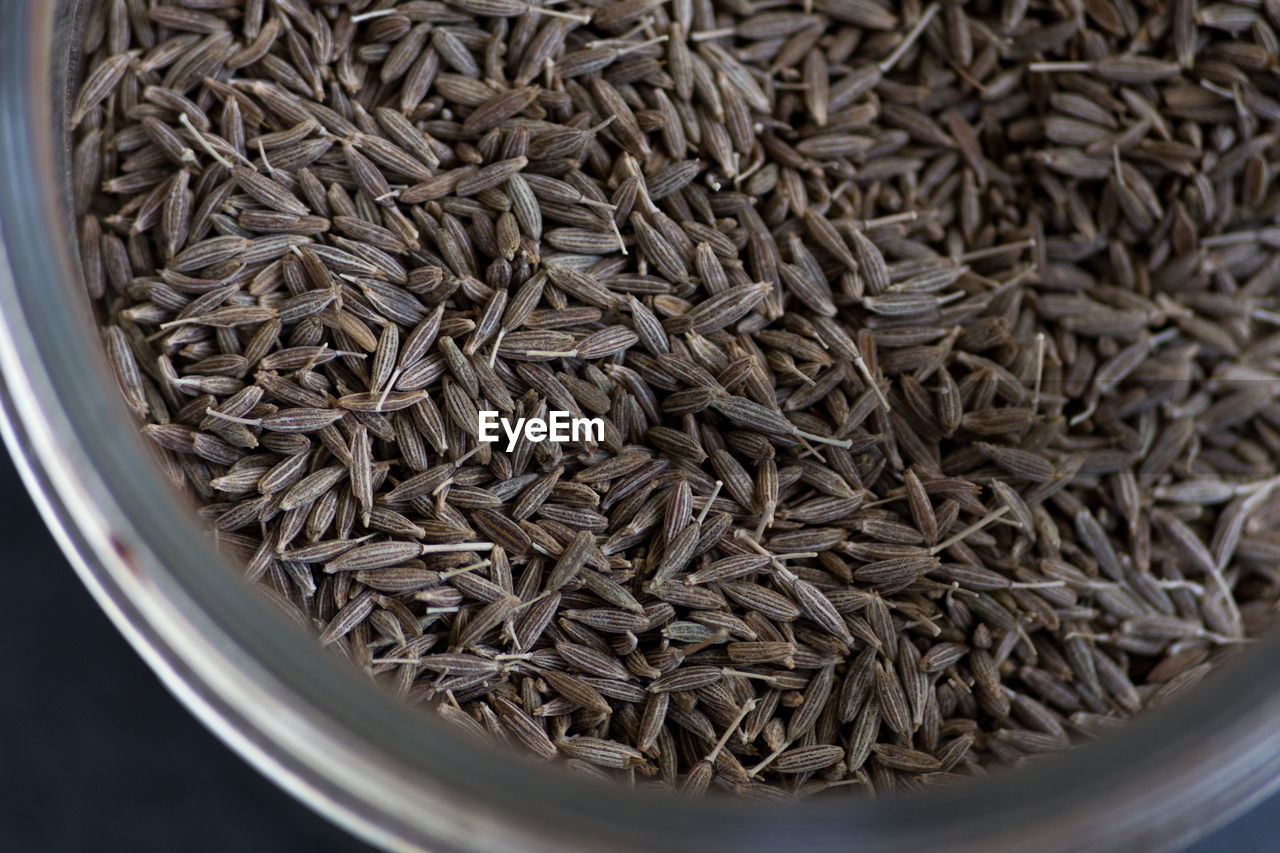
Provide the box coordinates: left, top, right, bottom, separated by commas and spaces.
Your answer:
0, 443, 1270, 853
0, 449, 369, 853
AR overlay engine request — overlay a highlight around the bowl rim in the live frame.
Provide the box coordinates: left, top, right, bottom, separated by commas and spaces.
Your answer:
4, 3, 1280, 850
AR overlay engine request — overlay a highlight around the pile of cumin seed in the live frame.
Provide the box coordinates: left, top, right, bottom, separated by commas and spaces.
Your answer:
72, 0, 1280, 798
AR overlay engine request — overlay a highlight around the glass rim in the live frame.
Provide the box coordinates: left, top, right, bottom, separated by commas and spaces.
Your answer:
3, 3, 1280, 850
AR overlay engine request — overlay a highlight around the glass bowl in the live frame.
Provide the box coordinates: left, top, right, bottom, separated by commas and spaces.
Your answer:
2, 3, 1279, 850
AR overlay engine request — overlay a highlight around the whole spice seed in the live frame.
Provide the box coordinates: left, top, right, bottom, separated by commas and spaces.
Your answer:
73, 0, 1280, 800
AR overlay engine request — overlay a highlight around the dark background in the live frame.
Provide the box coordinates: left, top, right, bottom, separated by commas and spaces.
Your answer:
0, 448, 1272, 853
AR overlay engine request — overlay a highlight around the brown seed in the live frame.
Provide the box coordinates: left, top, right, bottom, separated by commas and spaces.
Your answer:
77, 0, 1280, 796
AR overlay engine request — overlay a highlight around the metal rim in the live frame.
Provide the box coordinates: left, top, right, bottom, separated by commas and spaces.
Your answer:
1, 3, 1279, 851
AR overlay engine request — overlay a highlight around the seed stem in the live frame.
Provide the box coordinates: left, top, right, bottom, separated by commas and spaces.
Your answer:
588, 115, 618, 135
748, 739, 793, 778
733, 530, 798, 580
695, 480, 723, 524
516, 590, 554, 611
929, 506, 1011, 556
1032, 332, 1045, 411
852, 354, 892, 413
722, 668, 778, 683
616, 34, 670, 55
373, 657, 423, 665
376, 367, 402, 411
419, 541, 496, 554
440, 559, 492, 579
677, 628, 729, 659
527, 3, 593, 23
257, 139, 275, 176
846, 211, 921, 230
606, 212, 628, 255
879, 3, 940, 73
588, 20, 649, 48
580, 197, 618, 213
705, 698, 757, 763
690, 26, 736, 41
179, 112, 232, 168
351, 9, 398, 22
203, 407, 263, 427
1028, 61, 1093, 73
955, 238, 1036, 262
792, 427, 852, 448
